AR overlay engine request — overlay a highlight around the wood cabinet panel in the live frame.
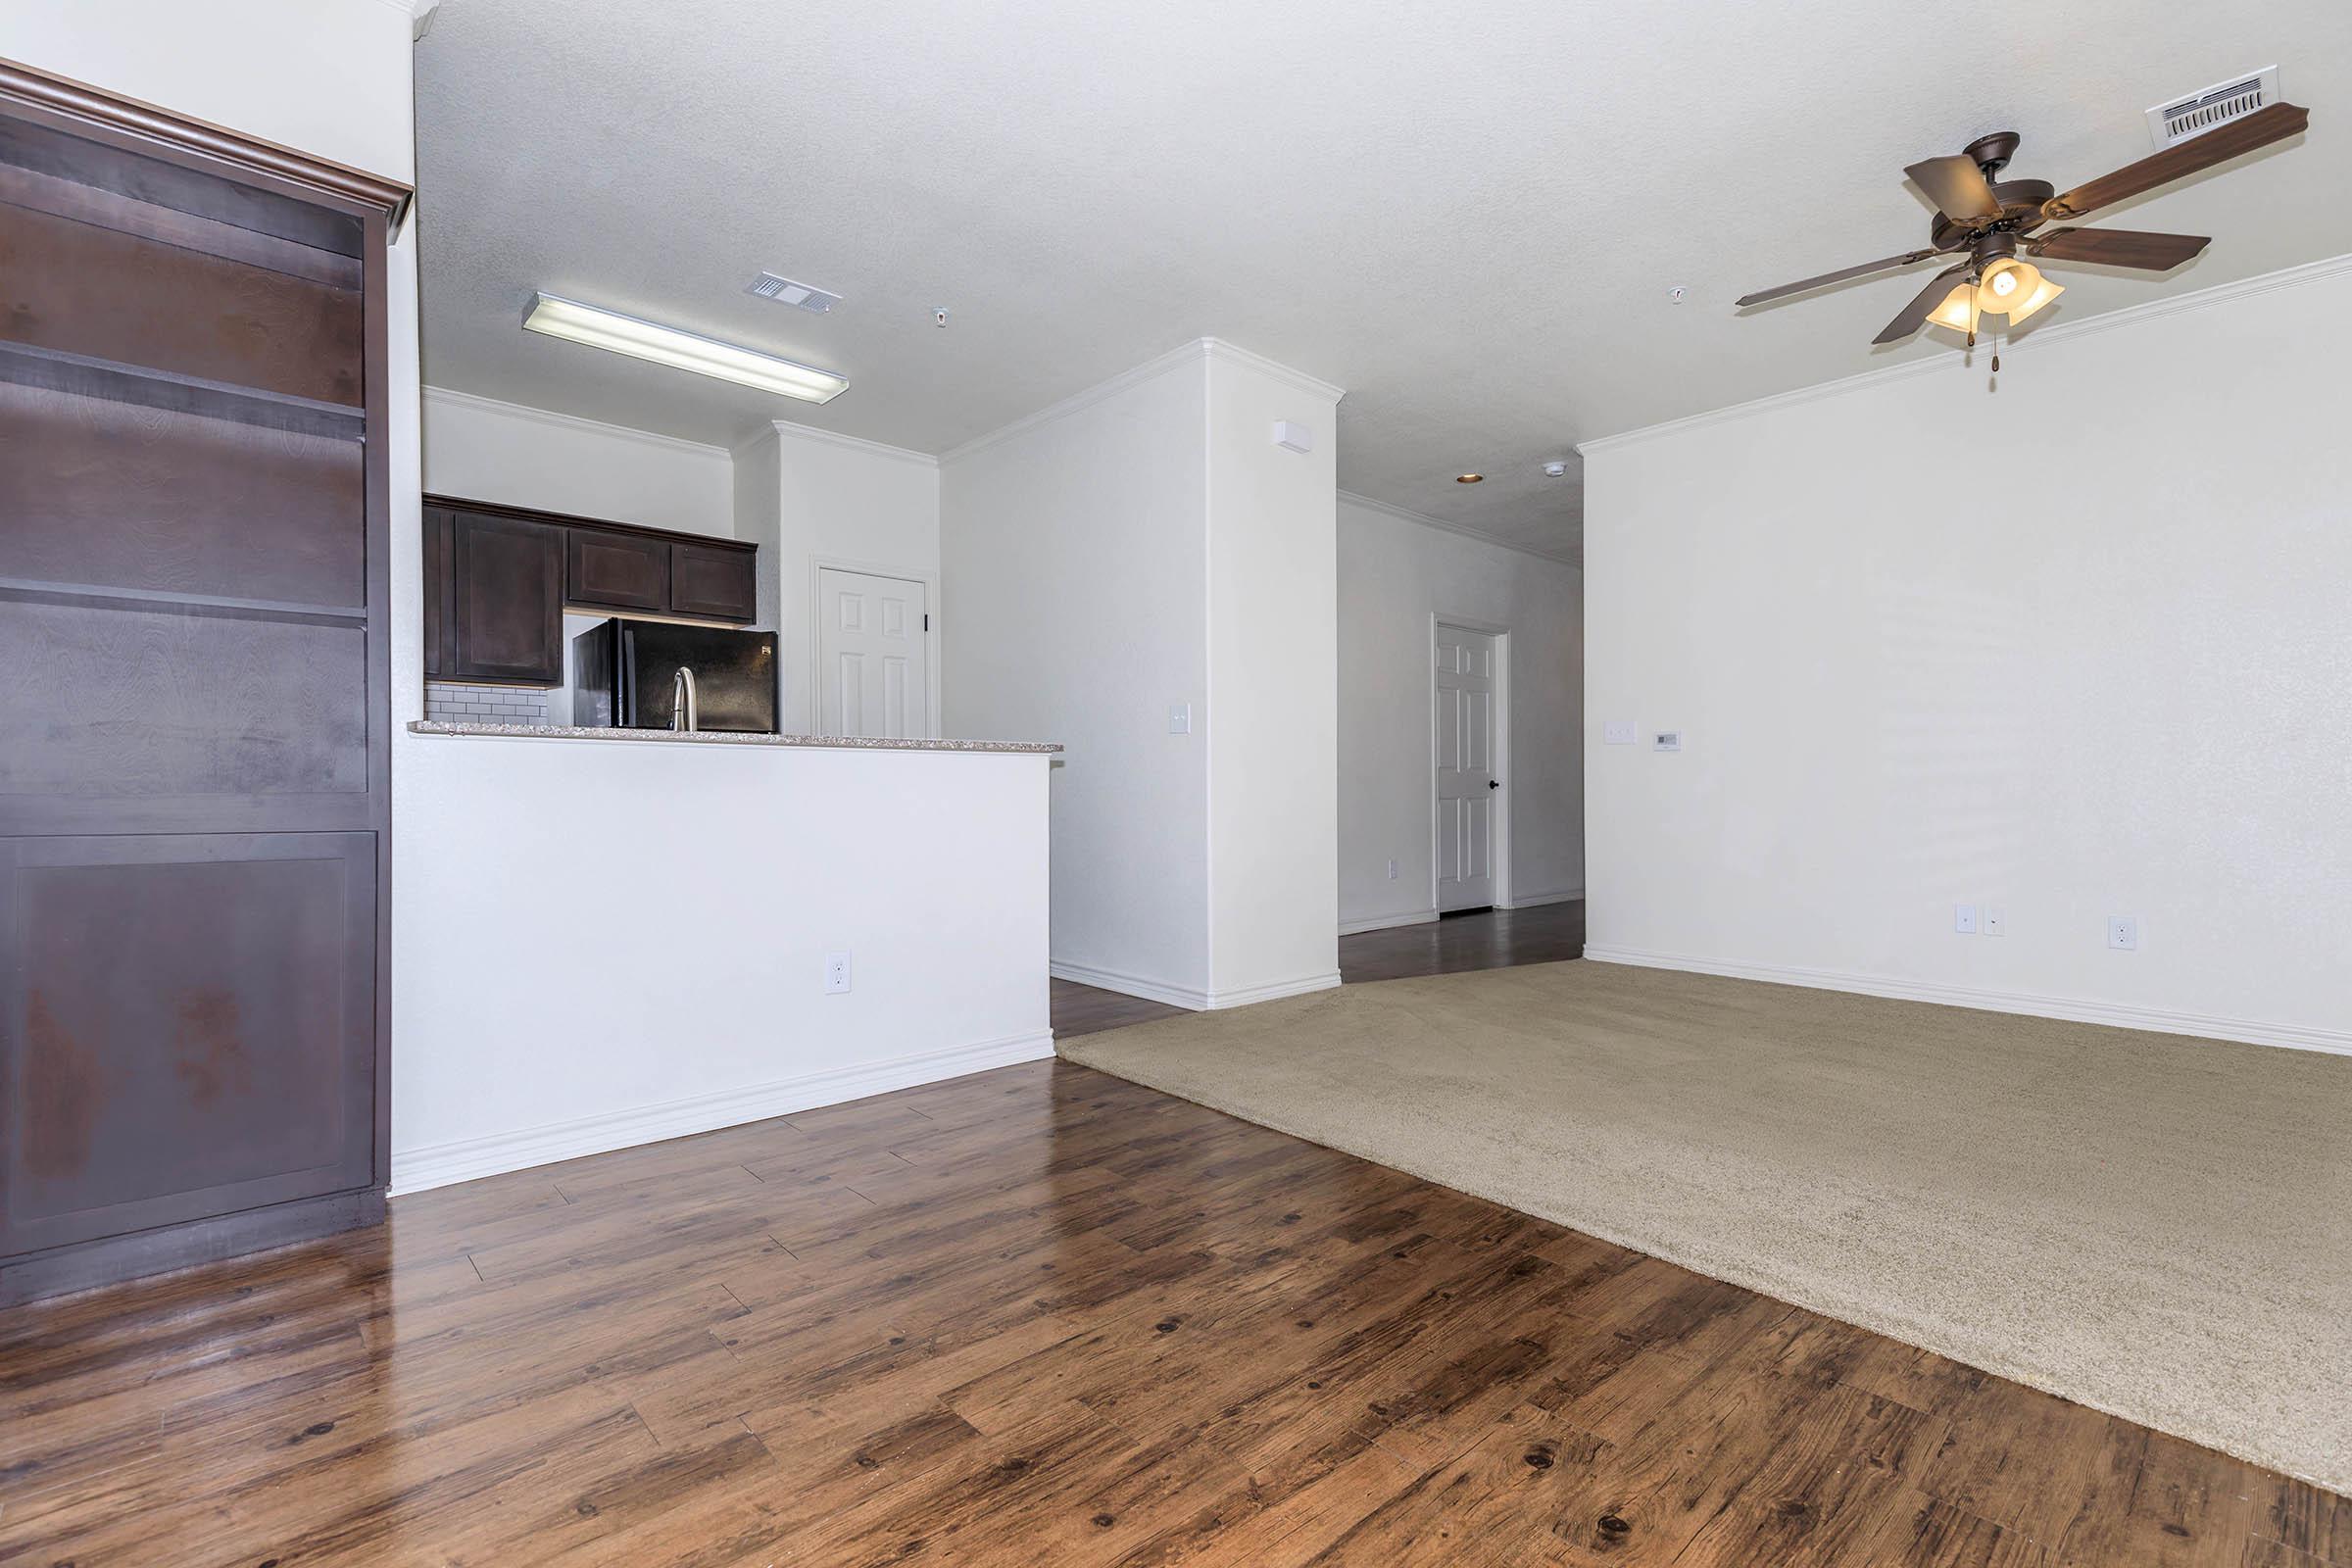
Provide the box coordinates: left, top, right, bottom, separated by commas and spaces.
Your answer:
0, 833, 377, 1261
0, 380, 365, 610
670, 540, 758, 622
0, 200, 362, 407
448, 510, 563, 684
0, 597, 368, 800
566, 527, 670, 612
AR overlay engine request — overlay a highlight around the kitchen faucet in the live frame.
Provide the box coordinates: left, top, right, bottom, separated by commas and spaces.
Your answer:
670, 665, 698, 732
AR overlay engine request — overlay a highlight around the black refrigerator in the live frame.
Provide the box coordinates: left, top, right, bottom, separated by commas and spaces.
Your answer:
572, 619, 778, 733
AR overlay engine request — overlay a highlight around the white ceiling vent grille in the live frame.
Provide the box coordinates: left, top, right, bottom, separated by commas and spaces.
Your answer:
2145, 67, 2280, 149
745, 273, 842, 314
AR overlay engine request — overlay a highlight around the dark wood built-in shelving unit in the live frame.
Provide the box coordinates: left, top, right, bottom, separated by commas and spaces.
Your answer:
0, 60, 411, 1304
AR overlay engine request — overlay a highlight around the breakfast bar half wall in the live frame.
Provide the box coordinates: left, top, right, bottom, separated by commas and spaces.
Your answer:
387, 723, 1057, 1193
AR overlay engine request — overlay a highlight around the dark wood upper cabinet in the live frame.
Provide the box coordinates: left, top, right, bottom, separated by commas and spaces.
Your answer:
567, 526, 670, 612
0, 61, 408, 1305
670, 540, 759, 622
446, 510, 564, 684
420, 496, 759, 688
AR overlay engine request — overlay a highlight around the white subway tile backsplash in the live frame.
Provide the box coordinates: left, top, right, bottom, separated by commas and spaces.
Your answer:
427, 681, 548, 725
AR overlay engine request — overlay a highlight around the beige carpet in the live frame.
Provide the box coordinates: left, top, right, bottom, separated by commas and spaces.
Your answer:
1059, 959, 2352, 1493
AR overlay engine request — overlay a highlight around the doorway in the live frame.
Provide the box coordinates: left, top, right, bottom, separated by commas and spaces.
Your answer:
816, 565, 932, 739
1434, 621, 1508, 912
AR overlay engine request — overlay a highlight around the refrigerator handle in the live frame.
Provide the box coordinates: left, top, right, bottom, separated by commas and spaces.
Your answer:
619, 625, 637, 727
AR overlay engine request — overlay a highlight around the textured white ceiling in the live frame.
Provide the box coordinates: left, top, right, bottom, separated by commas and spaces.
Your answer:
414, 0, 2350, 560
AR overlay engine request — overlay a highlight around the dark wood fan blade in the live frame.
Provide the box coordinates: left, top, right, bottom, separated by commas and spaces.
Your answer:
1737, 248, 1947, 308
2029, 227, 2210, 270
1872, 262, 1971, 345
2045, 102, 2309, 220
1905, 154, 2001, 223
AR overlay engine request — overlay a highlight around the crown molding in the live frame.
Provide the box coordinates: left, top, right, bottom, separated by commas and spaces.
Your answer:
422, 385, 733, 462
941, 339, 1212, 465
1339, 490, 1582, 568
942, 337, 1343, 466
1201, 337, 1347, 404
1577, 250, 2352, 458
749, 418, 940, 468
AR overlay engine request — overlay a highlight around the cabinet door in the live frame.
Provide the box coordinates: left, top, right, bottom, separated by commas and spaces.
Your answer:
670, 541, 758, 622
0, 833, 377, 1261
422, 506, 450, 678
448, 510, 563, 684
567, 527, 669, 612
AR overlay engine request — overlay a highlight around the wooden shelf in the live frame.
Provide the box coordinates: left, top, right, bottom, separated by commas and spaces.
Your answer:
0, 575, 367, 626
0, 337, 363, 439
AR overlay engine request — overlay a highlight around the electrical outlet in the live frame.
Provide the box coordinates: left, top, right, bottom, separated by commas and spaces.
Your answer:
1167, 703, 1191, 735
824, 952, 853, 993
1954, 903, 1977, 935
1984, 906, 2006, 936
2107, 915, 2138, 952
1386, 858, 1398, 880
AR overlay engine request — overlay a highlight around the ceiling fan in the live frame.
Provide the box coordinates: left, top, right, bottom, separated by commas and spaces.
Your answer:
1738, 101, 2310, 349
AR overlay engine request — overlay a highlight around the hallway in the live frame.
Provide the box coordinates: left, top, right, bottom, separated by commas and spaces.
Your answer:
1053, 900, 1587, 1039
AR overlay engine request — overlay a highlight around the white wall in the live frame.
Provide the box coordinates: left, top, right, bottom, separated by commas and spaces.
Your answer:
1582, 258, 2352, 1054
1204, 351, 1342, 1002
0, 0, 416, 182
390, 738, 1053, 1191
943, 339, 1343, 1009
943, 347, 1213, 1004
736, 423, 942, 735
423, 386, 734, 536
1339, 496, 1585, 933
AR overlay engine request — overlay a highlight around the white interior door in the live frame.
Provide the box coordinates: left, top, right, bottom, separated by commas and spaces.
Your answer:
1435, 625, 1497, 911
818, 567, 929, 739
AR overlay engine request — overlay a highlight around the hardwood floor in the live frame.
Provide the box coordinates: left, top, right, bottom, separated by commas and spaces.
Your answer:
3, 1055, 2335, 1566
1341, 900, 1585, 984
1054, 902, 1589, 1040
1053, 976, 1190, 1039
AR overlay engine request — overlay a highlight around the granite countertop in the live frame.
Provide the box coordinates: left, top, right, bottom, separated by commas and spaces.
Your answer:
408, 720, 1060, 755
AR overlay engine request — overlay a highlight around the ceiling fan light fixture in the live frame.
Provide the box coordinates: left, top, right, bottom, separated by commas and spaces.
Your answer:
1926, 282, 1979, 333
1975, 258, 2045, 317
2004, 273, 2065, 324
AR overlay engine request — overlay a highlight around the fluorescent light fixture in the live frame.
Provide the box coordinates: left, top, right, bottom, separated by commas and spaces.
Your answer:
521, 293, 848, 404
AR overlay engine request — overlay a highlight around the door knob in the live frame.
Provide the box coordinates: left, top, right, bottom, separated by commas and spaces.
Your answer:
1488, 779, 1500, 790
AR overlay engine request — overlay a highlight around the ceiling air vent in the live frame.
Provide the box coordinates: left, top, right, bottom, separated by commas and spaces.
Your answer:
2145, 67, 2280, 149
745, 272, 842, 314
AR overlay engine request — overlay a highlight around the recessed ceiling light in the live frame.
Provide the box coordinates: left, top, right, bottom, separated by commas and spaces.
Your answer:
521, 293, 849, 404
1455, 472, 1484, 484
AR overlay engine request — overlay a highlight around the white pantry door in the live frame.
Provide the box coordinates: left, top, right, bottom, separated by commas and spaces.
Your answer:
817, 567, 929, 739
1435, 625, 1497, 911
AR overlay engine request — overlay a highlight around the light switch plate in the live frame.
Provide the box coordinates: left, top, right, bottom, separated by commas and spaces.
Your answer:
1651, 730, 1682, 753
1984, 906, 2006, 936
1168, 704, 1191, 735
1604, 720, 1638, 746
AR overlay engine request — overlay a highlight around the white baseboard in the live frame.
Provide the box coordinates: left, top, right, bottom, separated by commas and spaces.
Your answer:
1051, 960, 1344, 1011
1506, 887, 1585, 909
1582, 945, 2352, 1058
1051, 959, 1208, 1010
389, 1029, 1056, 1196
1339, 908, 1438, 937
1206, 971, 1344, 1008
